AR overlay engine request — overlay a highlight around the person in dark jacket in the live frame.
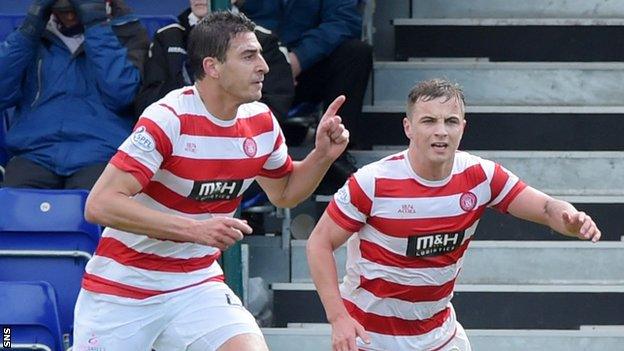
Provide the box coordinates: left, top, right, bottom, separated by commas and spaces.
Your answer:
0, 0, 149, 189
238, 0, 373, 149
134, 0, 295, 122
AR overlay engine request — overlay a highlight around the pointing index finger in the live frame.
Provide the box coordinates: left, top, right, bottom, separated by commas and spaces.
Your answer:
320, 95, 346, 122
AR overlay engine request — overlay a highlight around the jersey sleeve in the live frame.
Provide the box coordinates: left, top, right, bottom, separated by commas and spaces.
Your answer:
259, 114, 293, 178
326, 166, 374, 233
485, 161, 527, 213
110, 103, 180, 188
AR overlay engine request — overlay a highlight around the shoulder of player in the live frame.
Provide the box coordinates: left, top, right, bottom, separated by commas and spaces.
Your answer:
237, 101, 274, 120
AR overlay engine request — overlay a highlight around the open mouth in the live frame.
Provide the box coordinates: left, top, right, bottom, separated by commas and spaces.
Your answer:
431, 142, 448, 150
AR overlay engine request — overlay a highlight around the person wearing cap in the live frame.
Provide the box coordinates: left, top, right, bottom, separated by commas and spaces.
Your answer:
0, 0, 149, 189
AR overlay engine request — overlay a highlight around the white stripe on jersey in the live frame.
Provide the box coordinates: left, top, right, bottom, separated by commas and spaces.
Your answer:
370, 180, 491, 219
264, 141, 289, 171
87, 255, 223, 291
132, 192, 238, 220
103, 228, 219, 259
358, 310, 457, 351
342, 288, 453, 321
353, 253, 464, 287
173, 131, 275, 159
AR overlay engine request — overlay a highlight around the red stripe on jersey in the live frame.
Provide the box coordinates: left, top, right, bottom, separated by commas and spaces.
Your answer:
95, 237, 221, 273
344, 299, 451, 336
360, 238, 470, 269
327, 200, 365, 232
259, 157, 294, 178
359, 275, 456, 303
143, 181, 241, 214
375, 164, 486, 198
492, 181, 527, 213
489, 164, 510, 202
160, 103, 275, 138
350, 176, 373, 216
387, 154, 405, 161
367, 207, 485, 237
110, 151, 154, 188
162, 156, 269, 180
135, 117, 173, 158
182, 88, 194, 95
82, 272, 224, 300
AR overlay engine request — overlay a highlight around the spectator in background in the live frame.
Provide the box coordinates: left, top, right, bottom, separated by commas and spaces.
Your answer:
134, 0, 295, 122
0, 0, 149, 189
237, 0, 373, 194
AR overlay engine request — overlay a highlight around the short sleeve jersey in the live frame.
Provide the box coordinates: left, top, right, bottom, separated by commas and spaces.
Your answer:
82, 86, 293, 299
327, 150, 526, 350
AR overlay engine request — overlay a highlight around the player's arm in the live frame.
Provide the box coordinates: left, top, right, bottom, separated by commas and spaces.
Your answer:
256, 150, 334, 208
85, 164, 251, 250
257, 96, 349, 208
506, 186, 601, 242
307, 212, 370, 351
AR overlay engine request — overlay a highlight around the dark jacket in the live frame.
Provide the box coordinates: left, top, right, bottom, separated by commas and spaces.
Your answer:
134, 9, 294, 121
239, 0, 362, 71
0, 14, 149, 176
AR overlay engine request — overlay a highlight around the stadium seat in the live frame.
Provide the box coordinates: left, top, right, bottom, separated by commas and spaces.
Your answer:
0, 188, 100, 345
0, 188, 101, 252
0, 281, 64, 351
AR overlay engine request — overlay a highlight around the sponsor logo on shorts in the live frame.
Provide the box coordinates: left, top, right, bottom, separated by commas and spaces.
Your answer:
459, 191, 477, 212
130, 126, 156, 152
75, 333, 106, 351
189, 180, 243, 201
406, 231, 465, 257
243, 137, 257, 158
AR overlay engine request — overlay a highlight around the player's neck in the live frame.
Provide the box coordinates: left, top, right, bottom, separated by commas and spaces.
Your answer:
195, 81, 240, 120
407, 148, 454, 181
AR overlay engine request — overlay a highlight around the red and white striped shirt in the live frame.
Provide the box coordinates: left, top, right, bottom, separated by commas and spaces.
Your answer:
82, 86, 293, 299
327, 150, 526, 350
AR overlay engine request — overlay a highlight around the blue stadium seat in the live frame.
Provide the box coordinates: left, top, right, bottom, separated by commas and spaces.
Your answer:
0, 188, 101, 344
0, 281, 64, 351
0, 188, 101, 253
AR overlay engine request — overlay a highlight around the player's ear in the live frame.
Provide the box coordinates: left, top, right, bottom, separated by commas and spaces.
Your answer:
202, 57, 220, 79
403, 116, 411, 139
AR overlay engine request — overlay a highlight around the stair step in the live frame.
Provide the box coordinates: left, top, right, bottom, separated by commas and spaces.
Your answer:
410, 0, 624, 19
373, 62, 624, 106
271, 283, 624, 328
263, 327, 624, 351
393, 19, 624, 61
291, 241, 624, 284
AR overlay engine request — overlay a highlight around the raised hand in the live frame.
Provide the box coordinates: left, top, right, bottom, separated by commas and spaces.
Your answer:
69, 0, 107, 27
562, 211, 601, 243
20, 0, 57, 38
315, 95, 350, 161
189, 217, 253, 251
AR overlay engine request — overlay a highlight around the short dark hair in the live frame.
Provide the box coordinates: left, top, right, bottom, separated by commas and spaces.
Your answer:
187, 11, 256, 81
406, 78, 466, 117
